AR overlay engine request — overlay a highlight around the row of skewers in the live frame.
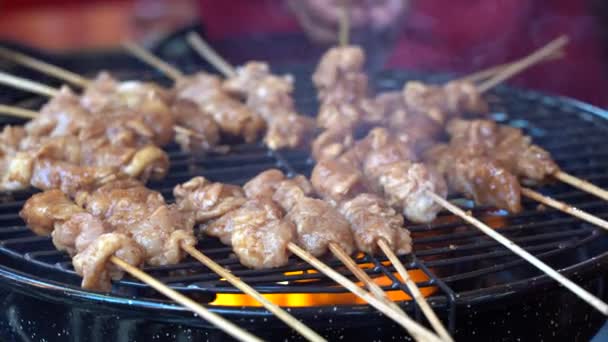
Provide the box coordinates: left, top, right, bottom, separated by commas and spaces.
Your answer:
0, 18, 606, 341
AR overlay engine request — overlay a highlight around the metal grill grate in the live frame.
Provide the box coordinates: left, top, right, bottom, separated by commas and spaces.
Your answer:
0, 54, 606, 333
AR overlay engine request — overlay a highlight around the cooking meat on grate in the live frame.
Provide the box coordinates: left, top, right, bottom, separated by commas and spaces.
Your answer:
81, 71, 236, 152
424, 144, 522, 213
339, 193, 412, 255
171, 100, 221, 153
446, 118, 559, 182
246, 169, 355, 257
402, 80, 488, 125
264, 113, 317, 150
201, 196, 296, 268
0, 133, 169, 194
312, 45, 368, 104
323, 127, 448, 223
174, 72, 265, 143
221, 61, 318, 150
20, 179, 197, 290
311, 158, 370, 205
173, 176, 246, 224
311, 124, 355, 162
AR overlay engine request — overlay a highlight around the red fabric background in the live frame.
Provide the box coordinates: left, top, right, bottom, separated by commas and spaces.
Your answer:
198, 0, 608, 107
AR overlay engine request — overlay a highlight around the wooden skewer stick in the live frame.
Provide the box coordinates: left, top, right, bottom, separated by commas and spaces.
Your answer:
460, 50, 564, 83
0, 46, 90, 88
553, 171, 608, 202
521, 187, 608, 231
122, 41, 184, 81
376, 239, 453, 342
338, 0, 350, 47
186, 32, 236, 78
110, 256, 263, 342
0, 71, 59, 97
327, 243, 447, 341
286, 242, 442, 342
181, 244, 326, 342
426, 191, 608, 316
0, 104, 37, 119
327, 243, 410, 315
478, 35, 569, 92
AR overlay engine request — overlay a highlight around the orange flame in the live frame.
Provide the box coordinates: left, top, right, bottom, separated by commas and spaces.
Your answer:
210, 266, 436, 307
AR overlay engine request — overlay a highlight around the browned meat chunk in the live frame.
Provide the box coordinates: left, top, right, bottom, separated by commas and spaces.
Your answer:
340, 194, 412, 255
173, 176, 246, 223
316, 101, 365, 130
272, 176, 314, 212
495, 125, 559, 181
311, 159, 369, 204
243, 169, 286, 198
264, 114, 316, 150
72, 232, 144, 291
366, 161, 448, 223
202, 198, 283, 246
425, 144, 522, 213
311, 125, 354, 162
19, 189, 84, 236
175, 72, 265, 143
402, 80, 488, 124
285, 197, 355, 257
312, 45, 368, 102
231, 217, 295, 269
171, 100, 221, 153
446, 119, 559, 181
244, 169, 312, 211
25, 86, 91, 138
30, 159, 113, 196
77, 180, 196, 265
376, 91, 443, 153
52, 212, 109, 256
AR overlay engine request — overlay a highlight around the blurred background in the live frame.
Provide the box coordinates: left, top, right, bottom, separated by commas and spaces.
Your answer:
0, 0, 607, 107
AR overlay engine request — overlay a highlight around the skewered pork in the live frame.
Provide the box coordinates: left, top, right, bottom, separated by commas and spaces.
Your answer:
339, 193, 412, 255
173, 176, 246, 224
174, 72, 265, 143
424, 144, 522, 213
171, 100, 221, 153
402, 80, 488, 125
446, 118, 559, 181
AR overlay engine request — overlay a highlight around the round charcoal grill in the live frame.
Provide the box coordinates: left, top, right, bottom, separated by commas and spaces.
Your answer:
0, 43, 607, 342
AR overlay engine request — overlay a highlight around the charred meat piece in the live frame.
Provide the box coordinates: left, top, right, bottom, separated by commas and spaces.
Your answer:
340, 193, 412, 255
174, 176, 246, 224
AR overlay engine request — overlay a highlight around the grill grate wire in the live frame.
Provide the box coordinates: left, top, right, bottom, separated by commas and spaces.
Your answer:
0, 57, 605, 332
